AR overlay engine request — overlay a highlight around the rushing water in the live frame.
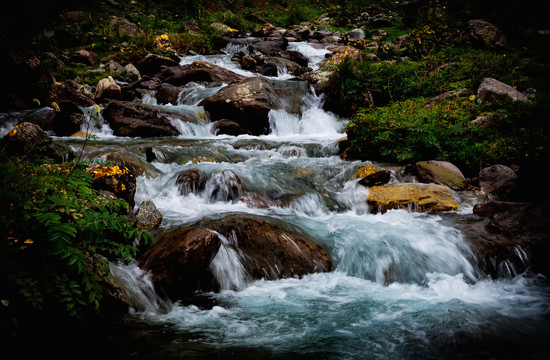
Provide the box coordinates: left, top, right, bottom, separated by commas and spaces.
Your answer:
7, 41, 550, 359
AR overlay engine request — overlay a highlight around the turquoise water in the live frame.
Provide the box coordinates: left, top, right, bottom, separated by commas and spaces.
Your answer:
52, 41, 550, 359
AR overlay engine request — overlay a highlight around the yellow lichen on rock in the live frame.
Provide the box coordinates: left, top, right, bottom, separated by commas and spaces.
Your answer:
354, 165, 378, 178
70, 130, 92, 138
367, 183, 459, 213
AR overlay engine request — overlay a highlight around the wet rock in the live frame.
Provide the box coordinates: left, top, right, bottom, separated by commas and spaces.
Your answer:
21, 106, 56, 130
248, 37, 288, 56
464, 201, 550, 278
138, 227, 222, 299
155, 61, 246, 86
358, 170, 391, 187
176, 168, 207, 196
95, 76, 122, 101
156, 86, 181, 105
212, 119, 252, 136
0, 122, 74, 162
205, 170, 245, 203
51, 101, 84, 136
279, 50, 309, 67
477, 78, 530, 103
479, 165, 517, 201
415, 160, 467, 191
199, 77, 308, 135
136, 200, 162, 229
257, 56, 302, 76
367, 184, 460, 213
199, 214, 332, 281
101, 100, 182, 137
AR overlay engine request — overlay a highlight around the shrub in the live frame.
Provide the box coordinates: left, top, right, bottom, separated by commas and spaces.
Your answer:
325, 48, 525, 117
0, 155, 153, 322
344, 96, 548, 176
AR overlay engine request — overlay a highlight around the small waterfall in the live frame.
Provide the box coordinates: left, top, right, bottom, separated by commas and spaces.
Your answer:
268, 89, 344, 136
287, 193, 330, 217
223, 42, 249, 56
287, 42, 331, 70
79, 105, 114, 138
178, 83, 227, 106
332, 211, 478, 285
204, 170, 245, 203
109, 260, 172, 314
209, 231, 248, 291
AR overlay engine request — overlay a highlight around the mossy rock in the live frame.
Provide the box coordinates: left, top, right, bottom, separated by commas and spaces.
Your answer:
415, 160, 467, 191
367, 183, 460, 214
354, 165, 378, 178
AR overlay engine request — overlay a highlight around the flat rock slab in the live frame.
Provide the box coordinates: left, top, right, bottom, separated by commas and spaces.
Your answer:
367, 183, 459, 213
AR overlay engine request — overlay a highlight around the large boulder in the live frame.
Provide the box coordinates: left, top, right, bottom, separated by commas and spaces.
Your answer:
101, 100, 183, 137
95, 76, 122, 101
248, 37, 288, 56
51, 101, 85, 136
467, 19, 507, 49
0, 122, 73, 162
478, 164, 517, 201
138, 227, 223, 299
137, 53, 180, 77
465, 201, 550, 278
156, 87, 181, 105
477, 78, 530, 103
415, 160, 467, 191
155, 61, 246, 86
48, 79, 96, 107
199, 214, 332, 281
367, 183, 460, 213
176, 168, 207, 196
199, 77, 308, 135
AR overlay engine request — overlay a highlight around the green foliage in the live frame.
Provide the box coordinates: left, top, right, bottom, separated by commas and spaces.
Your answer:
259, 1, 324, 28
345, 96, 549, 176
0, 156, 153, 321
325, 47, 525, 117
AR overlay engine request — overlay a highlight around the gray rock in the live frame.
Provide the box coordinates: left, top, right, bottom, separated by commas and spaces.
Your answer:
477, 78, 530, 103
479, 164, 517, 201
136, 201, 162, 229
468, 19, 507, 49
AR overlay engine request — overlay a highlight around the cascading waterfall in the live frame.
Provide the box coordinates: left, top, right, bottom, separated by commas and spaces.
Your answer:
209, 231, 249, 291
25, 39, 550, 359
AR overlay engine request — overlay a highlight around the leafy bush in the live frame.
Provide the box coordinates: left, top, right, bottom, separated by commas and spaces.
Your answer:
325, 48, 524, 117
344, 96, 547, 176
0, 155, 153, 321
